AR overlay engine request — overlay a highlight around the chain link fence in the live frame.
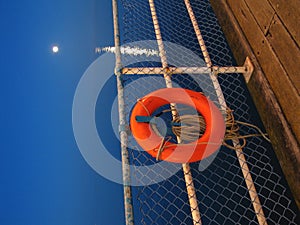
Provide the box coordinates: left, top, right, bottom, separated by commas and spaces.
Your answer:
116, 0, 300, 224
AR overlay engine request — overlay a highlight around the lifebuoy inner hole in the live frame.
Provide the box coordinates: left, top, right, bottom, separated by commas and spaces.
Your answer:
150, 104, 206, 144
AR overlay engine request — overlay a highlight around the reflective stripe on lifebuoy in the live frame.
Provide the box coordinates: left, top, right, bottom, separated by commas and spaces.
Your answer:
130, 88, 225, 163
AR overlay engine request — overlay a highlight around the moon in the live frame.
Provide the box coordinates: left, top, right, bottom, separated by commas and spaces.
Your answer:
52, 45, 59, 53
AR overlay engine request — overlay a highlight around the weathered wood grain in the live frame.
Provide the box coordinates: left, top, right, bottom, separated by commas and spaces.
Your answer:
210, 0, 300, 209
266, 14, 300, 94
268, 0, 300, 47
227, 0, 300, 141
244, 0, 275, 34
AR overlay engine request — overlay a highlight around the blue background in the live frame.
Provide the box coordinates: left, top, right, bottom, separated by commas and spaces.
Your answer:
0, 0, 124, 224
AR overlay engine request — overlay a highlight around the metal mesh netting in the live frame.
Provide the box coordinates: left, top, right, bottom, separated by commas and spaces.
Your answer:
116, 0, 300, 224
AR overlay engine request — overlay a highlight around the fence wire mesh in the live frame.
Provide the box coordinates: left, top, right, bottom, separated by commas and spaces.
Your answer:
116, 0, 300, 224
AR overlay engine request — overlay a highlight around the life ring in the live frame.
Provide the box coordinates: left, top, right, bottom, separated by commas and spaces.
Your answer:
130, 88, 225, 163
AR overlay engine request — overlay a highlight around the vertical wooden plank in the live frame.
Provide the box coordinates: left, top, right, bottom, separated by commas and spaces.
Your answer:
268, 0, 300, 47
266, 14, 300, 93
227, 0, 300, 139
244, 0, 275, 34
210, 0, 300, 210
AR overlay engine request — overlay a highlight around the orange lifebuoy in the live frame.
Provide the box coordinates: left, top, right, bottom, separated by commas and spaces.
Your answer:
130, 88, 225, 163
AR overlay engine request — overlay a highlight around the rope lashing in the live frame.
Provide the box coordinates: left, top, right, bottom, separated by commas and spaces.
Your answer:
222, 108, 270, 150
135, 101, 270, 160
172, 114, 206, 143
155, 136, 171, 161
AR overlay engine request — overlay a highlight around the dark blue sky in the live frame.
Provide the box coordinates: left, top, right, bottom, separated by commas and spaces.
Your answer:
0, 0, 124, 224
